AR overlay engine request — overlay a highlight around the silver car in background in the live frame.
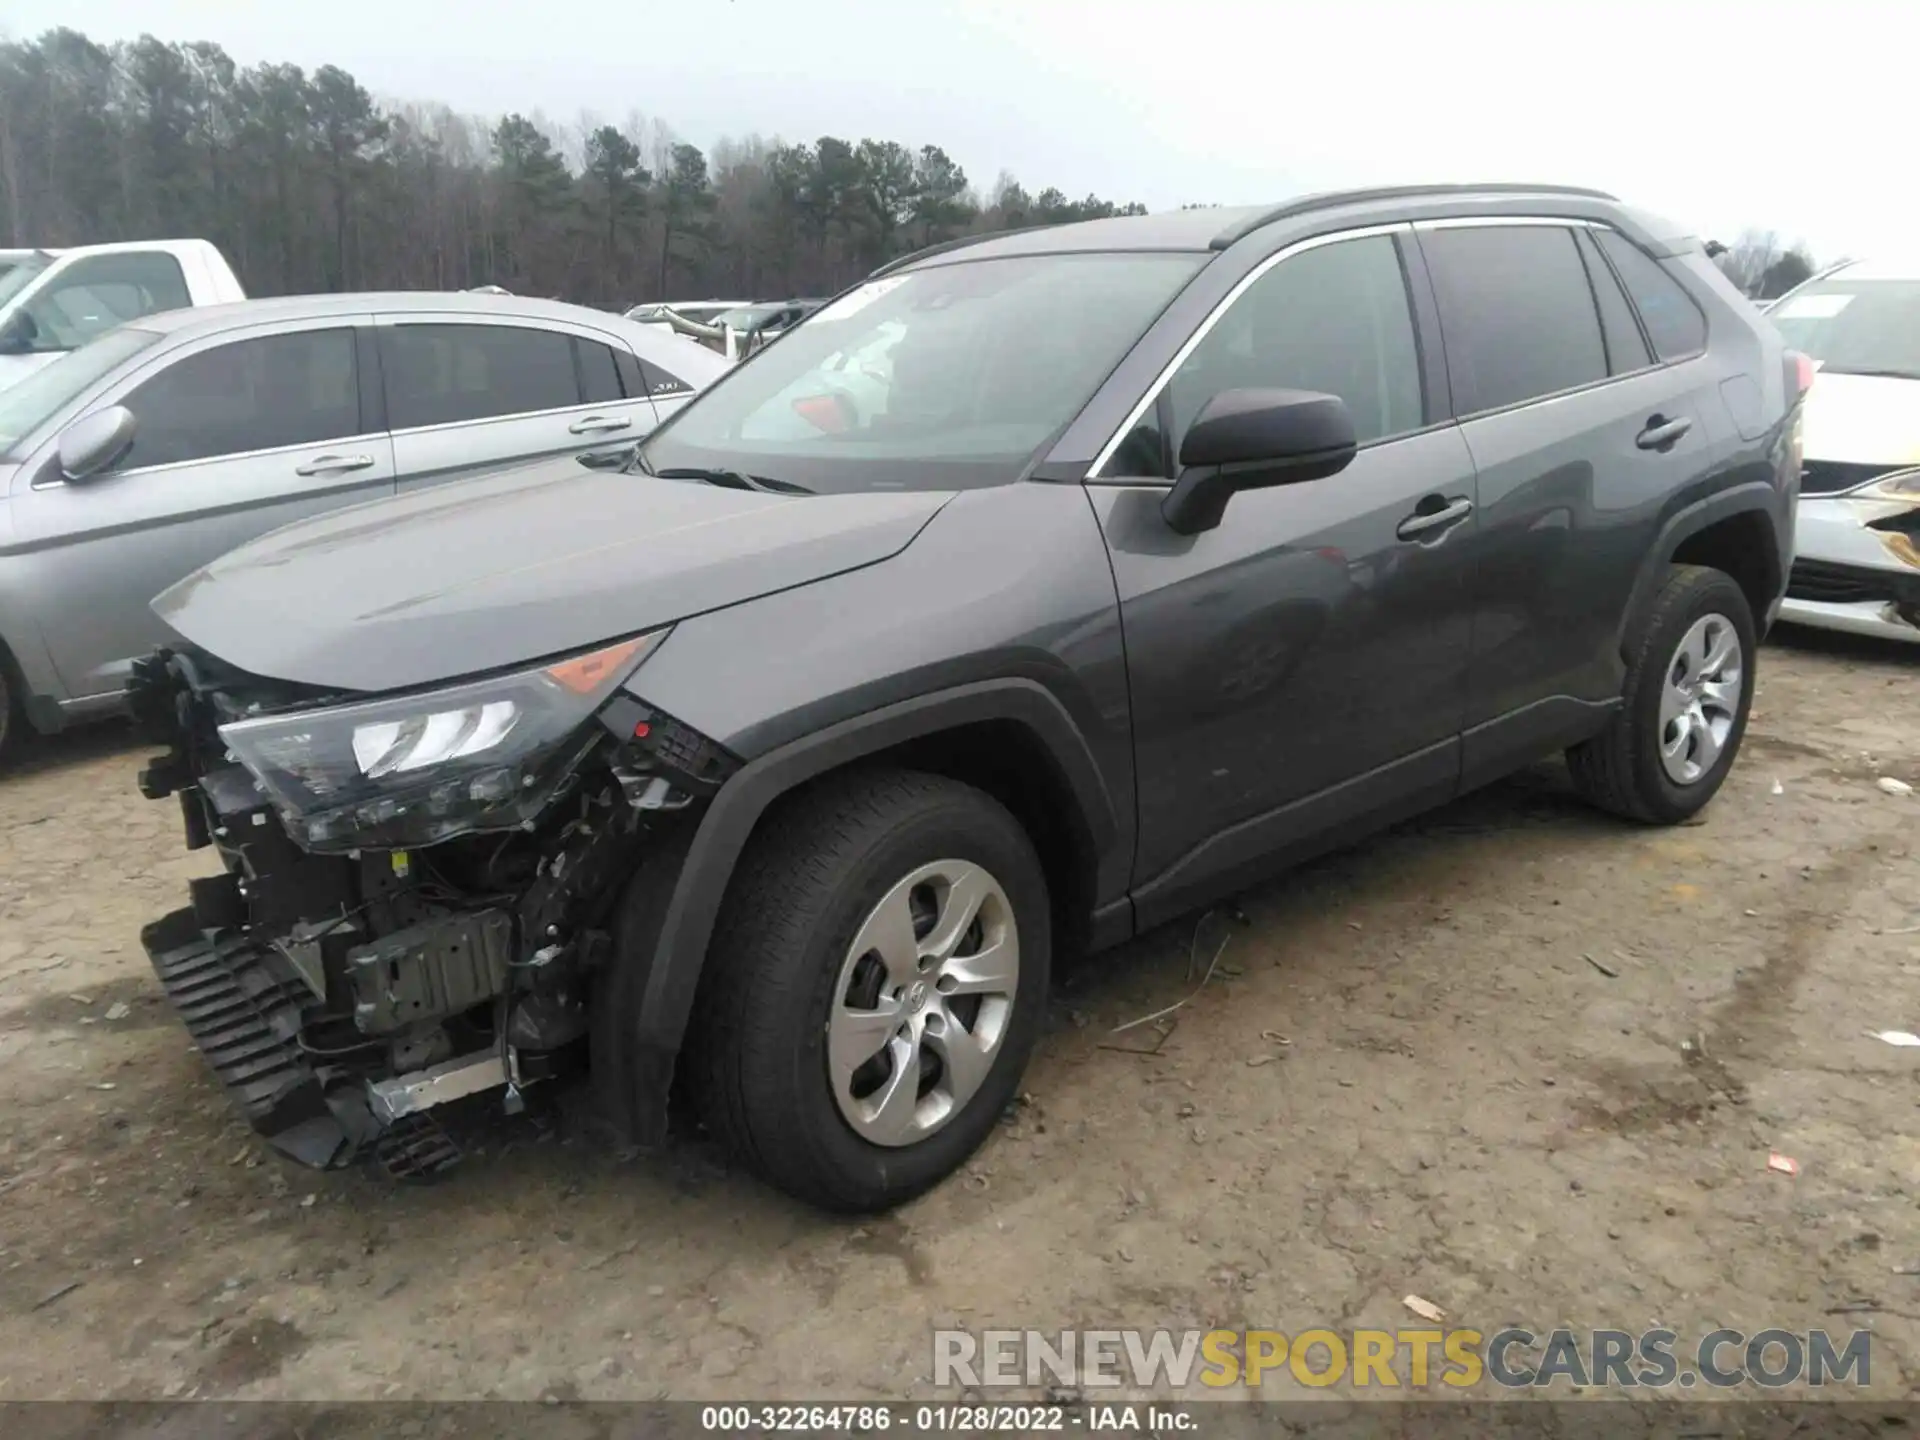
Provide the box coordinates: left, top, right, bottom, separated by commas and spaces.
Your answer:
0, 292, 729, 757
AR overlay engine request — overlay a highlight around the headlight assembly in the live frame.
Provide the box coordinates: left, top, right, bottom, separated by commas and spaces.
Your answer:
218, 631, 668, 852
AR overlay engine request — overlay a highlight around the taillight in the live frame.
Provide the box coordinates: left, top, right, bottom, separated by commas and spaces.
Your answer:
1786, 350, 1817, 401
1781, 350, 1812, 491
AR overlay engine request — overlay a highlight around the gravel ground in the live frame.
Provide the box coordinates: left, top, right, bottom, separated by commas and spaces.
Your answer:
1, 627, 1917, 1406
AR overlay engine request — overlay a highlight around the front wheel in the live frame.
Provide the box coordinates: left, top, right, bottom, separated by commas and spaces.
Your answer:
1568, 564, 1756, 823
688, 768, 1050, 1211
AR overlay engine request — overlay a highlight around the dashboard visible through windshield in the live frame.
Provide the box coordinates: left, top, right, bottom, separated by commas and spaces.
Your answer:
638, 251, 1205, 494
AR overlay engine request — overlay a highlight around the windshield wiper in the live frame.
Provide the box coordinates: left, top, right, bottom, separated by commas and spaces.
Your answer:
1819, 366, 1920, 382
649, 465, 813, 495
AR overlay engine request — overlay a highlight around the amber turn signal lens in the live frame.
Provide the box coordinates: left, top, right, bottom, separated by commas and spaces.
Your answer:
544, 635, 649, 695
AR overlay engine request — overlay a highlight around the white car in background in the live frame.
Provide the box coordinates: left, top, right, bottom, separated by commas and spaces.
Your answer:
1768, 258, 1920, 644
0, 240, 246, 392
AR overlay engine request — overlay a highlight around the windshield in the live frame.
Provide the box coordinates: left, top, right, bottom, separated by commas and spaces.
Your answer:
0, 254, 50, 311
0, 325, 161, 455
1771, 276, 1920, 380
639, 252, 1205, 492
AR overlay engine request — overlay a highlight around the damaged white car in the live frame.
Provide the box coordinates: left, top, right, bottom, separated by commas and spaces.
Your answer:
1770, 259, 1920, 643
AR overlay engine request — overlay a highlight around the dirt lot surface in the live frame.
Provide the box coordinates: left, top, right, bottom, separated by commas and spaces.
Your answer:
2, 629, 1918, 1408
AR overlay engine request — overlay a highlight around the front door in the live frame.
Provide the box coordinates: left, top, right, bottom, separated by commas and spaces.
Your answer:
10, 318, 395, 701
1085, 228, 1480, 929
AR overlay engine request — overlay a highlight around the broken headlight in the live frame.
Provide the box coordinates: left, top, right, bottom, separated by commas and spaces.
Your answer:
218, 632, 668, 852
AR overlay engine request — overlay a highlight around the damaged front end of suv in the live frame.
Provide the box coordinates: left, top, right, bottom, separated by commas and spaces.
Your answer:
128, 630, 733, 1177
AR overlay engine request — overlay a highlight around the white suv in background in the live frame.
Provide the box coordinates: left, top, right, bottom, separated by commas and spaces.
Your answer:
1768, 258, 1920, 644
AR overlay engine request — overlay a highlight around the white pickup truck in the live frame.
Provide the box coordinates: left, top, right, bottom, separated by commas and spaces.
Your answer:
0, 240, 245, 392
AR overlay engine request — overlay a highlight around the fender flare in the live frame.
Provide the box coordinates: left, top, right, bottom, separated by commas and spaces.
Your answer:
602, 677, 1119, 1142
1615, 480, 1784, 655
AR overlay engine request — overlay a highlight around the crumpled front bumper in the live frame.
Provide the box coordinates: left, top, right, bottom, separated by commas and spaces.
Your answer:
141, 908, 469, 1177
141, 907, 359, 1168
1778, 492, 1920, 644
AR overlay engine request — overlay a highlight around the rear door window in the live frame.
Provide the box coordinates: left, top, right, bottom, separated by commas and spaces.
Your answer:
1575, 229, 1653, 374
1594, 229, 1708, 360
575, 337, 625, 404
381, 323, 581, 429
120, 328, 361, 469
1420, 225, 1608, 414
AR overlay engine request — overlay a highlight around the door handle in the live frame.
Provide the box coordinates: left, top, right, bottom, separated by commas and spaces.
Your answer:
569, 414, 633, 435
1396, 496, 1474, 541
1635, 414, 1693, 451
294, 453, 376, 477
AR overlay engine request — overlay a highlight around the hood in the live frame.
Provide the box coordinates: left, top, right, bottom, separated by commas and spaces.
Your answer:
1802, 371, 1920, 466
0, 351, 61, 393
154, 454, 952, 692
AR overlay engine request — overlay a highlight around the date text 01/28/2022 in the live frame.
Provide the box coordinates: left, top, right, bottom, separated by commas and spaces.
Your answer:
698, 1405, 1188, 1432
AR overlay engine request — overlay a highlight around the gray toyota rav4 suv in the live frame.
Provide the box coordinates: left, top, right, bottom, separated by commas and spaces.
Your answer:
131, 184, 1805, 1211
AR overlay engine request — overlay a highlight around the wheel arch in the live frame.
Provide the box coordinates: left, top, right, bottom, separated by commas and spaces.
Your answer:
1618, 482, 1785, 659
598, 677, 1123, 1144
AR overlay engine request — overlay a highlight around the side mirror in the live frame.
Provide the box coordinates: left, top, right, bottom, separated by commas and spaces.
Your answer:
1161, 388, 1358, 535
57, 405, 138, 482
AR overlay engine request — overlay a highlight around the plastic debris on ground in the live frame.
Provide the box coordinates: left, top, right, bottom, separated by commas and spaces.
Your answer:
1402, 1294, 1446, 1323
1870, 1031, 1920, 1048
1877, 777, 1914, 797
1767, 1152, 1801, 1177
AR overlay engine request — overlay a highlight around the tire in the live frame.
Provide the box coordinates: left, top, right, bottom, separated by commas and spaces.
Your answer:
688, 768, 1050, 1212
0, 652, 24, 770
1568, 564, 1756, 824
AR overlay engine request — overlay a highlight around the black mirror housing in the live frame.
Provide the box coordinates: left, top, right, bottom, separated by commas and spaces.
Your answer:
57, 405, 138, 482
1162, 388, 1358, 535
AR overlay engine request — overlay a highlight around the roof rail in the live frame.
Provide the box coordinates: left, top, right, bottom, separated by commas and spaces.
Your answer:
1209, 183, 1620, 250
868, 223, 1060, 278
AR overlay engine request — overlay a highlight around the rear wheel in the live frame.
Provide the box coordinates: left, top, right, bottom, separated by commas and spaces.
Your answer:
1568, 564, 1756, 823
689, 768, 1049, 1212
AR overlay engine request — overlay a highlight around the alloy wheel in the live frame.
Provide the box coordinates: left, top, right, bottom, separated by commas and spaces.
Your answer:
827, 859, 1019, 1147
1658, 612, 1743, 785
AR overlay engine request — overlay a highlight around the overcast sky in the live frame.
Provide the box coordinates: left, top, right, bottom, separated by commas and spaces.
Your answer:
8, 0, 1915, 262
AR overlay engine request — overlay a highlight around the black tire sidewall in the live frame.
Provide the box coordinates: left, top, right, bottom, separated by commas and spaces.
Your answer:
1629, 572, 1757, 821
0, 661, 16, 766
774, 794, 1049, 1207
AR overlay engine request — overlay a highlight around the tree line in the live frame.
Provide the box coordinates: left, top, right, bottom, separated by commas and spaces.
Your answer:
0, 28, 1148, 306
2, 29, 1827, 311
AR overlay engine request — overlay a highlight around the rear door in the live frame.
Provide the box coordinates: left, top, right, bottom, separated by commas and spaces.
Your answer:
1415, 219, 1714, 785
379, 315, 662, 493
10, 316, 394, 699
